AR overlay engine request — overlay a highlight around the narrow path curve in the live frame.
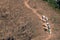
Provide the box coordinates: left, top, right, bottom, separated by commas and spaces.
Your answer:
24, 0, 42, 20
24, 0, 54, 40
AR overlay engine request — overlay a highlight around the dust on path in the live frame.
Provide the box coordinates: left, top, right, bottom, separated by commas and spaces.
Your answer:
24, 0, 54, 40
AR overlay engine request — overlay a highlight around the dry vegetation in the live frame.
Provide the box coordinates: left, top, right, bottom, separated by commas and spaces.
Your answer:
0, 0, 43, 40
0, 0, 60, 40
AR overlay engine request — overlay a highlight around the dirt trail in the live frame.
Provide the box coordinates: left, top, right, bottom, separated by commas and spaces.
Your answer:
24, 0, 42, 20
24, 0, 54, 40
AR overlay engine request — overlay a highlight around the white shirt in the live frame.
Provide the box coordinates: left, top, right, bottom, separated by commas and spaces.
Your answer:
42, 15, 48, 22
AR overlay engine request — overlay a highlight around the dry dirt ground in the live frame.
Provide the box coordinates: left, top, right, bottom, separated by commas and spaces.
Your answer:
0, 0, 60, 40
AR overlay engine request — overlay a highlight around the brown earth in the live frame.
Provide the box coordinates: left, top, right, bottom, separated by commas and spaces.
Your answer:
0, 0, 60, 40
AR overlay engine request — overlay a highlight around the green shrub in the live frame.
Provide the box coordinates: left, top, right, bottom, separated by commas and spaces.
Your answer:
49, 0, 58, 7
43, 0, 48, 1
43, 0, 59, 8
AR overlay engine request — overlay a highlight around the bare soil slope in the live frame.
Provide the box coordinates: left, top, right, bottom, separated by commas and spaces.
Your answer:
28, 0, 60, 40
0, 0, 43, 40
0, 0, 60, 40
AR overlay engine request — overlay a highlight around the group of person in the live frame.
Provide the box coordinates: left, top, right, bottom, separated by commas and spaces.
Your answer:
41, 15, 51, 34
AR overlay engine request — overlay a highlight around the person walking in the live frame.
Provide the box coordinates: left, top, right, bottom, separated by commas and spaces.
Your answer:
41, 15, 48, 22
